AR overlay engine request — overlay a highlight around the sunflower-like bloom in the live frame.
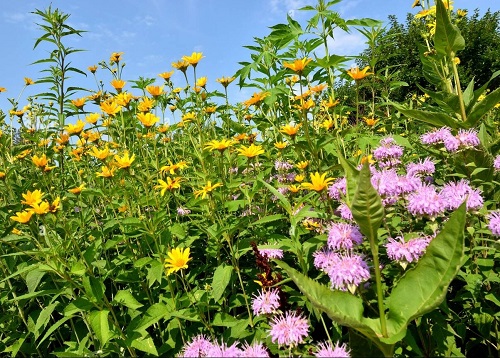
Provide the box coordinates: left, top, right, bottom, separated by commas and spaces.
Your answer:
137, 97, 155, 113
21, 189, 44, 206
181, 112, 196, 123
274, 141, 288, 149
237, 144, 265, 158
90, 146, 111, 160
65, 120, 86, 135
243, 92, 269, 108
11, 210, 33, 224
283, 58, 312, 75
182, 52, 204, 67
194, 181, 223, 199
24, 78, 35, 86
301, 172, 335, 192
110, 79, 126, 93
115, 92, 133, 107
32, 154, 49, 168
156, 177, 182, 196
137, 112, 160, 127
159, 71, 174, 81
204, 139, 234, 152
114, 151, 135, 169
71, 97, 86, 109
146, 85, 164, 97
216, 76, 235, 88
96, 165, 116, 178
69, 183, 85, 194
100, 100, 122, 116
110, 52, 124, 64
164, 247, 192, 276
160, 161, 188, 175
296, 161, 309, 170
172, 60, 190, 73
280, 123, 301, 137
30, 201, 51, 215
347, 66, 373, 81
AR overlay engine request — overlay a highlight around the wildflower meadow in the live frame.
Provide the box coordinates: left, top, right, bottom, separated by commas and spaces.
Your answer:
1, 0, 499, 357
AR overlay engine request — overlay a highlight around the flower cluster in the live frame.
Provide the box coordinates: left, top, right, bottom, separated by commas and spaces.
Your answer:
179, 335, 269, 357
420, 127, 480, 152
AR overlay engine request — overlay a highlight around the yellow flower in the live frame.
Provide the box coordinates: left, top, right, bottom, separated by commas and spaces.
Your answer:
364, 117, 378, 126
412, 0, 421, 7
283, 58, 312, 75
280, 123, 301, 137
111, 79, 126, 93
0, 171, 5, 180
50, 197, 61, 213
361, 155, 375, 165
310, 84, 327, 93
115, 92, 133, 107
243, 92, 269, 108
137, 97, 155, 113
24, 77, 35, 86
159, 71, 174, 81
146, 85, 164, 97
164, 247, 192, 276
322, 119, 335, 130
114, 151, 135, 169
298, 98, 315, 110
204, 139, 234, 152
456, 9, 467, 17
155, 177, 182, 196
65, 119, 85, 135
71, 97, 86, 109
85, 130, 101, 142
160, 161, 188, 175
96, 165, 115, 178
21, 189, 44, 206
137, 112, 160, 127
90, 146, 111, 160
347, 66, 373, 81
0, 87, 7, 92
196, 77, 207, 88
172, 60, 190, 73
88, 65, 98, 73
322, 97, 340, 108
289, 184, 302, 193
194, 181, 223, 199
182, 52, 204, 67
100, 100, 122, 116
296, 161, 309, 170
11, 228, 22, 235
17, 149, 32, 159
237, 144, 265, 158
158, 124, 170, 133
32, 154, 49, 168
30, 201, 51, 215
38, 139, 50, 147
274, 141, 288, 149
301, 172, 335, 192
204, 106, 217, 114
216, 76, 235, 87
69, 183, 85, 194
11, 210, 33, 224
110, 52, 124, 64
182, 112, 196, 123
294, 174, 305, 183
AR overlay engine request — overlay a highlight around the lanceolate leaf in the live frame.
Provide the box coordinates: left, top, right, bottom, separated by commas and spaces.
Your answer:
465, 86, 500, 128
392, 102, 460, 129
350, 164, 384, 241
385, 203, 466, 344
434, 0, 465, 56
277, 260, 394, 356
336, 153, 359, 206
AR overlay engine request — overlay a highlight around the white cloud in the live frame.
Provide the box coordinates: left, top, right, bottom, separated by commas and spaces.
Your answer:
269, 0, 313, 18
325, 30, 367, 57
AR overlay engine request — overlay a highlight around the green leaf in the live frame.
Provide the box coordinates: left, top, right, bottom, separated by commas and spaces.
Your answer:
89, 310, 111, 346
434, 0, 465, 56
465, 86, 500, 128
350, 164, 384, 241
35, 302, 59, 339
385, 203, 466, 344
277, 260, 394, 356
26, 267, 47, 293
82, 276, 105, 303
131, 335, 158, 356
392, 102, 460, 129
38, 315, 74, 346
251, 214, 286, 227
211, 264, 233, 302
112, 290, 143, 310
134, 303, 171, 332
258, 179, 292, 214
336, 152, 359, 206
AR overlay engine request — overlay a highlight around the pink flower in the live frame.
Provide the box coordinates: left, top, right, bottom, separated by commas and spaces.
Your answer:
180, 334, 213, 357
268, 311, 309, 347
314, 341, 351, 357
240, 342, 269, 357
385, 235, 431, 264
488, 211, 500, 236
327, 222, 363, 250
252, 288, 281, 316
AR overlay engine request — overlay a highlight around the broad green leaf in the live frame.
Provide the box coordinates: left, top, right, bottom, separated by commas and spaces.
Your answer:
277, 260, 394, 356
434, 0, 465, 56
465, 86, 500, 128
26, 267, 46, 293
211, 264, 233, 302
35, 302, 59, 339
131, 335, 158, 356
336, 152, 359, 206
134, 303, 171, 332
392, 102, 460, 129
112, 290, 143, 310
38, 315, 74, 346
64, 297, 94, 316
350, 164, 384, 241
82, 276, 105, 303
385, 203, 466, 344
89, 310, 111, 346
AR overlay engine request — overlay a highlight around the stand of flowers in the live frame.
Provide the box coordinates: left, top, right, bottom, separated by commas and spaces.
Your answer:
0, 1, 499, 357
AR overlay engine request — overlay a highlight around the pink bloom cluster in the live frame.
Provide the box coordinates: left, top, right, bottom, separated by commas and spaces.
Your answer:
420, 127, 480, 152
385, 235, 432, 263
180, 334, 269, 357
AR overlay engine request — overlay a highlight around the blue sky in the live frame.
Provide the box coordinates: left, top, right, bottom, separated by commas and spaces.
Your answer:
0, 0, 498, 115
